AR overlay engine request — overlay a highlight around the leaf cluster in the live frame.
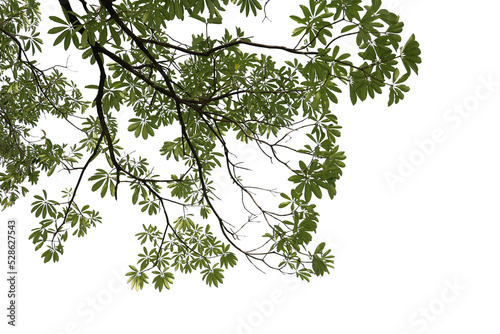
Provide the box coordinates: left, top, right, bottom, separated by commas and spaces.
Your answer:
0, 0, 421, 290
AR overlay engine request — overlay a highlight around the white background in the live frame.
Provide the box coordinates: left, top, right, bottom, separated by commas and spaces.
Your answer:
2, 0, 500, 333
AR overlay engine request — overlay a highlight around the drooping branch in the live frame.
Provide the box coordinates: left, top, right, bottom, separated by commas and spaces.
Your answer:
51, 133, 104, 246
15, 0, 419, 286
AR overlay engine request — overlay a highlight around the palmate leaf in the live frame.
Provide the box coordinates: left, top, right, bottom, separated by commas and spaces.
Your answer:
220, 251, 238, 269
31, 190, 59, 219
201, 265, 225, 287
88, 169, 116, 198
126, 266, 149, 291
152, 271, 175, 291
127, 117, 158, 140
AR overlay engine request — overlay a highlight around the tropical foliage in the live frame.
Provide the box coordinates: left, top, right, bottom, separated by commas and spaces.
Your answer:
0, 0, 421, 290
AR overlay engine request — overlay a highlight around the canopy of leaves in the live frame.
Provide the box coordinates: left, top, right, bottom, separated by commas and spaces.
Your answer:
0, 0, 420, 290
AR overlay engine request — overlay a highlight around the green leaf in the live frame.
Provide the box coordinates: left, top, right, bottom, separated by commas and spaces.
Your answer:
312, 255, 329, 276
49, 16, 68, 25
